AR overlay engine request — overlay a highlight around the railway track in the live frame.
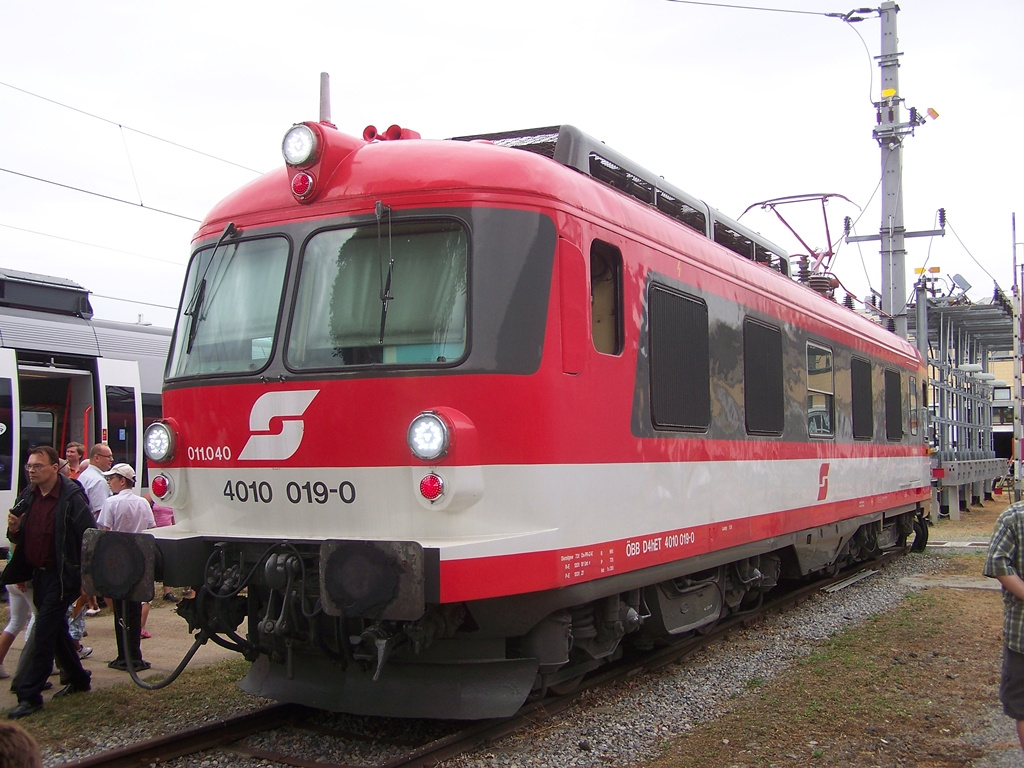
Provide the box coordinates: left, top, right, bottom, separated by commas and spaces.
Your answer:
60, 551, 902, 768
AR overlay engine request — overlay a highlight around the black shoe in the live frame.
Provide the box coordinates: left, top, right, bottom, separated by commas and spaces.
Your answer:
163, 592, 180, 602
107, 659, 150, 671
8, 701, 43, 719
53, 672, 91, 699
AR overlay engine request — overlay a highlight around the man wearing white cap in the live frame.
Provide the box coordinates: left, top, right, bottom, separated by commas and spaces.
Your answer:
97, 464, 155, 671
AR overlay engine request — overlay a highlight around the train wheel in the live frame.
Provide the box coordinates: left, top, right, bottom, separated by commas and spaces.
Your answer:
910, 518, 929, 552
548, 673, 586, 695
696, 618, 719, 636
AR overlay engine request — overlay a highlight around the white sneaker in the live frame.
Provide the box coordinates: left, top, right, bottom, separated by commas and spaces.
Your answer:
84, 608, 101, 616
0, 665, 8, 679
77, 646, 93, 660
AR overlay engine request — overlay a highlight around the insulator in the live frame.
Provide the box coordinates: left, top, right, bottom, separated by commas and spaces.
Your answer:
808, 275, 832, 296
844, 294, 855, 310
938, 207, 946, 227
798, 255, 811, 284
887, 318, 896, 332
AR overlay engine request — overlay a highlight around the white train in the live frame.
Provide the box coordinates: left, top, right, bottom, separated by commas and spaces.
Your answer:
0, 269, 170, 518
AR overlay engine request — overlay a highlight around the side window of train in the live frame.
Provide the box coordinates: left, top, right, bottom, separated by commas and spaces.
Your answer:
909, 375, 919, 436
590, 241, 623, 355
743, 319, 784, 435
648, 284, 710, 431
884, 368, 903, 441
806, 343, 834, 438
850, 357, 873, 440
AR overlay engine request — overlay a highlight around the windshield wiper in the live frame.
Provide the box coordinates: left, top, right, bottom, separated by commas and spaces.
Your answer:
183, 222, 237, 354
184, 278, 207, 354
376, 202, 394, 344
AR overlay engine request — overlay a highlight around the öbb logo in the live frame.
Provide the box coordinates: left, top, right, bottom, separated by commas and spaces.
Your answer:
817, 462, 830, 501
239, 390, 319, 461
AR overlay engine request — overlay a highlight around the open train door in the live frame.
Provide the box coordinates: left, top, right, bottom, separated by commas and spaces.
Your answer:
96, 358, 143, 478
0, 348, 20, 546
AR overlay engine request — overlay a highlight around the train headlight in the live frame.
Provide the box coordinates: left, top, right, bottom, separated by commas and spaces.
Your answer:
144, 422, 176, 462
282, 124, 318, 166
408, 412, 449, 461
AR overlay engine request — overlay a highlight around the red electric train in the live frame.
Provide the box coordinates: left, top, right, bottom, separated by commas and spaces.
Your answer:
84, 121, 931, 718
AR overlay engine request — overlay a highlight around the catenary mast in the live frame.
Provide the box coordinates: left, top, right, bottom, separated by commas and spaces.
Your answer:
845, 1, 943, 338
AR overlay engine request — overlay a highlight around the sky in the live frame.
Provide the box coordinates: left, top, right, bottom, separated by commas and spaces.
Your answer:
0, 0, 1021, 331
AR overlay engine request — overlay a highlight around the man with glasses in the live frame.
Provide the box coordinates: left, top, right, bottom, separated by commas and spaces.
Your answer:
2, 446, 95, 718
78, 445, 113, 517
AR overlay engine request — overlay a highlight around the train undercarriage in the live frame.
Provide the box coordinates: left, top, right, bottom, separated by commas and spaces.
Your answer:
85, 507, 925, 719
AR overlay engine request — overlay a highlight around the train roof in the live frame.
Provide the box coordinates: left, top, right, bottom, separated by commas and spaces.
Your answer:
0, 268, 93, 318
198, 122, 920, 364
199, 123, 789, 277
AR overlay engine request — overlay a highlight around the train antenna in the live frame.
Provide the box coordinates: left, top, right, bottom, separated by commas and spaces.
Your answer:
319, 72, 333, 126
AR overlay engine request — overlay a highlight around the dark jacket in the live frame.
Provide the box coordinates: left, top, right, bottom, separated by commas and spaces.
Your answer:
2, 475, 97, 599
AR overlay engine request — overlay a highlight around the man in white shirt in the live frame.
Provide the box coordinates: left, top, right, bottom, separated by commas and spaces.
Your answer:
77, 445, 113, 518
97, 463, 155, 671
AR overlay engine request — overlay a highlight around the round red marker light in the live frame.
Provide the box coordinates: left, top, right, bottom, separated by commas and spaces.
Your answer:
151, 474, 169, 499
419, 473, 444, 501
291, 172, 314, 198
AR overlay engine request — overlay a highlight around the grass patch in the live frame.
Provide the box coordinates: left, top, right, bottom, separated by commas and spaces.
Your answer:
15, 658, 262, 751
644, 566, 1002, 768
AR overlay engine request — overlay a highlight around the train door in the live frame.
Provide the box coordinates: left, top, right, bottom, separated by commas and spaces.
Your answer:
97, 358, 142, 476
0, 348, 19, 520
15, 364, 91, 493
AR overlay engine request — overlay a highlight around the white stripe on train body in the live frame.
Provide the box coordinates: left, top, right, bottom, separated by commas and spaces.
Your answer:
160, 454, 929, 551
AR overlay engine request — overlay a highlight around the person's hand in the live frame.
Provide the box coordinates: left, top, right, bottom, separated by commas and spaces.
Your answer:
7, 511, 20, 535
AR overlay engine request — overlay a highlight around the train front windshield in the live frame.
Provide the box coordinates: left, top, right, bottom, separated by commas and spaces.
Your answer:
286, 221, 467, 368
167, 221, 469, 379
167, 237, 289, 379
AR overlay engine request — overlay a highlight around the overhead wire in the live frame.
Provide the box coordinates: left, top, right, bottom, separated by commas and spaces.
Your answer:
667, 1, 887, 303
946, 218, 1003, 289
0, 79, 267, 317
0, 166, 201, 223
663, 0, 836, 16
0, 80, 262, 174
0, 222, 187, 268
89, 292, 177, 312
839, 13, 876, 106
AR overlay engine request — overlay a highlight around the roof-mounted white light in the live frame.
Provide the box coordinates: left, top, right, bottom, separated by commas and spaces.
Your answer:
282, 124, 318, 166
408, 412, 449, 461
